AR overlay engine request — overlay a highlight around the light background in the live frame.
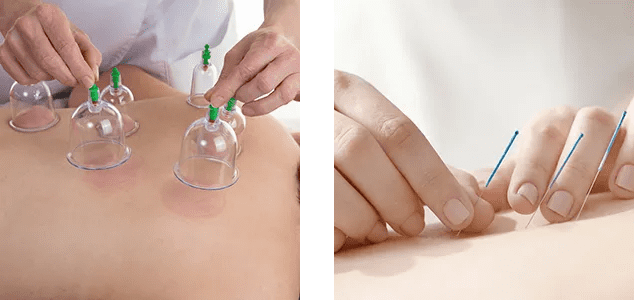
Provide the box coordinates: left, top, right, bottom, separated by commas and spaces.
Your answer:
335, 0, 634, 172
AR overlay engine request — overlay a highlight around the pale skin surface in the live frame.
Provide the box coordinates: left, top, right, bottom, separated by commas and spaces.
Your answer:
0, 90, 299, 298
335, 192, 634, 300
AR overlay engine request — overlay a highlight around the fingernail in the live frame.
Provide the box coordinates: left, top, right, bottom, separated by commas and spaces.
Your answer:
367, 222, 388, 243
616, 165, 634, 192
242, 106, 254, 116
517, 183, 538, 205
400, 211, 424, 236
443, 198, 470, 226
547, 190, 573, 217
81, 76, 93, 89
93, 66, 99, 81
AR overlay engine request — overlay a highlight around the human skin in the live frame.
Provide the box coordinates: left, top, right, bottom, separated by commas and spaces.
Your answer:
68, 64, 184, 108
0, 1, 100, 88
334, 70, 494, 252
0, 94, 299, 299
11, 104, 55, 129
334, 191, 634, 300
205, 0, 300, 116
485, 104, 634, 225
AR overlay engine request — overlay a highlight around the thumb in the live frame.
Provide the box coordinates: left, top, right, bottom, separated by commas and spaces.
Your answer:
291, 131, 300, 145
205, 34, 254, 107
448, 166, 495, 233
74, 28, 101, 81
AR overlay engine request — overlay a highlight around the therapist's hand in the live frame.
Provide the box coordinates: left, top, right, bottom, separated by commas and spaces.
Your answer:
204, 26, 299, 117
334, 70, 494, 252
0, 2, 100, 88
481, 105, 634, 223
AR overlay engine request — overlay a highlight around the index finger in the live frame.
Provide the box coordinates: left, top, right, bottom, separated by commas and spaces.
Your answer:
206, 41, 285, 107
334, 71, 475, 230
36, 4, 94, 88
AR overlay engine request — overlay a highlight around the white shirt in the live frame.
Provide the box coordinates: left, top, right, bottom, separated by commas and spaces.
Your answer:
335, 0, 634, 171
0, 0, 237, 106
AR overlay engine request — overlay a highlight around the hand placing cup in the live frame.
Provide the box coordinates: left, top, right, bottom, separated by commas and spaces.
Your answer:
205, 26, 299, 117
0, 2, 101, 88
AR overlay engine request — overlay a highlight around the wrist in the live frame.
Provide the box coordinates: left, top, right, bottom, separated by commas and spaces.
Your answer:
261, 1, 299, 48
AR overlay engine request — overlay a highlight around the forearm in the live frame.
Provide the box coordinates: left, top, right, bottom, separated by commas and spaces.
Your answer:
0, 0, 41, 36
262, 0, 299, 48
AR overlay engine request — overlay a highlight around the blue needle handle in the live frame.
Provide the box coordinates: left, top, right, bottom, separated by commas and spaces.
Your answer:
550, 133, 584, 188
598, 111, 626, 170
485, 130, 519, 187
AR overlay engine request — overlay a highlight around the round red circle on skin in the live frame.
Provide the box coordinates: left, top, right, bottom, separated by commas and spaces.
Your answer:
12, 106, 55, 129
83, 155, 143, 192
161, 180, 226, 219
122, 114, 136, 133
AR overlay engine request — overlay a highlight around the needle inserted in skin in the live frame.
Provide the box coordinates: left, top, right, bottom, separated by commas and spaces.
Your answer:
575, 111, 627, 221
525, 132, 584, 229
456, 130, 519, 236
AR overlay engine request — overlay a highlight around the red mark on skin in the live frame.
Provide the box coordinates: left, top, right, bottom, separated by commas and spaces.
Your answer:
122, 113, 136, 133
11, 105, 55, 129
161, 179, 226, 219
83, 155, 143, 192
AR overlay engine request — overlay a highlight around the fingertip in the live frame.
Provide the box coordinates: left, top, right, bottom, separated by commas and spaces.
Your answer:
17, 76, 36, 86
291, 132, 300, 145
208, 95, 226, 108
204, 85, 217, 99
611, 164, 634, 199
442, 198, 474, 230
92, 66, 99, 82
366, 222, 388, 243
241, 105, 255, 116
463, 198, 495, 233
399, 211, 425, 236
80, 75, 93, 89
334, 227, 346, 253
508, 194, 536, 215
507, 183, 539, 215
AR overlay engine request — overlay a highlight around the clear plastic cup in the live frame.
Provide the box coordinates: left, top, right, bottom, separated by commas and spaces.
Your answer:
174, 106, 239, 190
67, 86, 131, 170
8, 81, 59, 132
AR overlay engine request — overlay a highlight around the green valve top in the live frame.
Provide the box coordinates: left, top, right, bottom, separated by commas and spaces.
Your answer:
89, 84, 99, 103
202, 44, 211, 65
208, 105, 218, 122
226, 97, 236, 111
111, 67, 120, 89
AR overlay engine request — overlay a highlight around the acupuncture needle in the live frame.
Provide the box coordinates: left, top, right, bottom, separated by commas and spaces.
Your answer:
456, 130, 519, 236
575, 111, 627, 221
525, 132, 584, 229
